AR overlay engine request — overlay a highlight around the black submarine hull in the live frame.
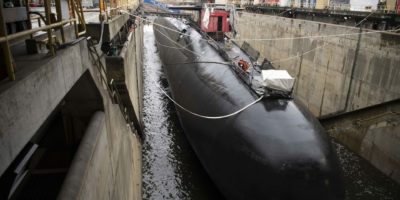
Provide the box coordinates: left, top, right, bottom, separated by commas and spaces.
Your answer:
153, 17, 344, 200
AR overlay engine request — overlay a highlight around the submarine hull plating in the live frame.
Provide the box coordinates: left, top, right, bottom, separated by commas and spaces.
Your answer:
153, 17, 344, 200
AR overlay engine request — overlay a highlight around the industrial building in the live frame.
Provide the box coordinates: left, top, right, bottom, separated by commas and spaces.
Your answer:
251, 0, 400, 12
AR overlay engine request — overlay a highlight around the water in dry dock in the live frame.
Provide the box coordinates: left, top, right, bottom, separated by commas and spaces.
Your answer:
141, 24, 400, 200
142, 24, 223, 199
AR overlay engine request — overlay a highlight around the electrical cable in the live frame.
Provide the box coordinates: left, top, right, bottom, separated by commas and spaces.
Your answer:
137, 9, 399, 67
124, 11, 400, 43
231, 28, 400, 42
153, 33, 193, 49
126, 10, 400, 66
267, 11, 400, 64
141, 25, 264, 120
277, 9, 292, 16
134, 10, 397, 119
155, 79, 264, 120
153, 27, 204, 58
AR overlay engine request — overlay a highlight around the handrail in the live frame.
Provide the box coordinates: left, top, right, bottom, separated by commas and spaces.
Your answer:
0, 18, 76, 43
0, 0, 87, 81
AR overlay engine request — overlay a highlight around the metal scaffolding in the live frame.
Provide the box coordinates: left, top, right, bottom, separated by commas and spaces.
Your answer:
0, 0, 138, 81
0, 0, 86, 81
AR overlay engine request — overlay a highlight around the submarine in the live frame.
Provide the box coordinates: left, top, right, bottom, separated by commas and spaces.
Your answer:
152, 5, 345, 199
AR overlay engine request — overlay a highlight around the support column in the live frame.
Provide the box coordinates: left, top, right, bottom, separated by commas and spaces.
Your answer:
55, 0, 66, 43
44, 0, 55, 55
0, 4, 15, 80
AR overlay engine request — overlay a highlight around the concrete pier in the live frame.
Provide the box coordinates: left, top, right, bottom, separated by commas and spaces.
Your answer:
0, 9, 143, 200
321, 99, 400, 184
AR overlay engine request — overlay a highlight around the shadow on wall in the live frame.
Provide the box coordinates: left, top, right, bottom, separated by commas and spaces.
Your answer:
0, 71, 103, 200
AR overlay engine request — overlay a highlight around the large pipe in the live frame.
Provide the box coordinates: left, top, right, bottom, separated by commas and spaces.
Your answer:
57, 111, 105, 200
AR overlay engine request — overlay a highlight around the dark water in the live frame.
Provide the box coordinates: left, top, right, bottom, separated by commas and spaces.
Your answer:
333, 140, 400, 200
142, 24, 223, 200
141, 24, 400, 200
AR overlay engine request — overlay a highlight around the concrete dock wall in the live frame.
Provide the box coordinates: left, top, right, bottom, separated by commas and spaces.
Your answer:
58, 94, 141, 200
59, 15, 143, 199
65, 13, 142, 200
321, 100, 400, 184
0, 40, 88, 176
0, 15, 142, 198
121, 22, 144, 121
234, 12, 400, 183
235, 12, 400, 117
71, 41, 142, 199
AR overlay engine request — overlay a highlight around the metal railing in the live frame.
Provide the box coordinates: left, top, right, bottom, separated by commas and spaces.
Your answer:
0, 19, 76, 43
0, 0, 86, 81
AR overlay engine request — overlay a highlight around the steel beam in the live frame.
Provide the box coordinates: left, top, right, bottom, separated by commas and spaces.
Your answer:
25, 0, 33, 39
55, 0, 66, 43
0, 19, 75, 43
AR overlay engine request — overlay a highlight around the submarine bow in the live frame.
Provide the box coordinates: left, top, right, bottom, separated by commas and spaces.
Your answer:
153, 17, 344, 200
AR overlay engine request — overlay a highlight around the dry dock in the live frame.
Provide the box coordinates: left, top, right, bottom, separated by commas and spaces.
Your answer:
0, 1, 399, 199
141, 18, 400, 200
0, 2, 143, 199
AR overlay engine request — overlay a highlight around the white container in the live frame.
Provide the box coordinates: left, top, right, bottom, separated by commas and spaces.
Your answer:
262, 70, 295, 92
